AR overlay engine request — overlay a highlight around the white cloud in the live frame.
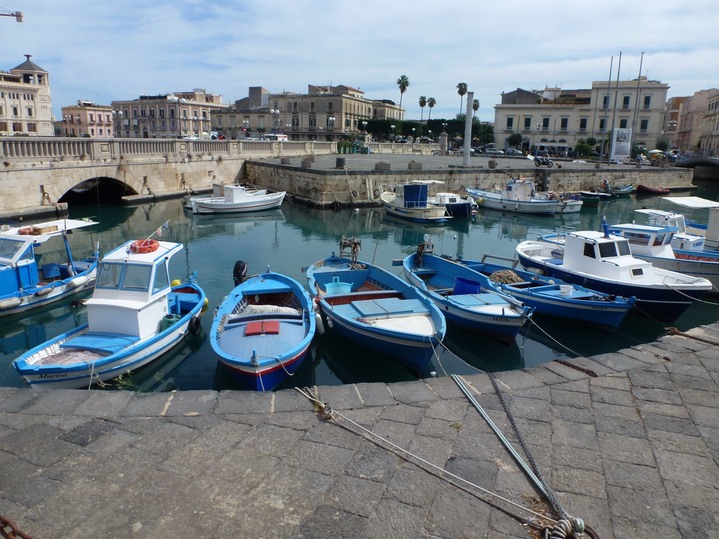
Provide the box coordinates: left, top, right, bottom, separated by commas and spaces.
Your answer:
2, 0, 717, 121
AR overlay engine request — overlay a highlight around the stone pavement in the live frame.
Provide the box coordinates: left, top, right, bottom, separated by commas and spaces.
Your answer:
1, 323, 718, 539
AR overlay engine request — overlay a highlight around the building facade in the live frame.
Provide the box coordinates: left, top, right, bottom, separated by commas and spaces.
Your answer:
0, 55, 54, 136
61, 100, 113, 138
675, 89, 717, 153
493, 77, 669, 155
212, 85, 404, 141
698, 90, 719, 157
111, 89, 227, 139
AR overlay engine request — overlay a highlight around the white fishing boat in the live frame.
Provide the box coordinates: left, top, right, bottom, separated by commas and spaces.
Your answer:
662, 196, 719, 250
380, 180, 450, 223
0, 218, 98, 316
466, 179, 560, 215
187, 184, 285, 214
13, 237, 207, 388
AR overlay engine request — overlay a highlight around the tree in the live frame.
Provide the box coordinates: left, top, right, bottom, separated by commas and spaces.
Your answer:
396, 75, 409, 109
418, 96, 427, 123
427, 97, 436, 121
456, 82, 468, 114
472, 99, 479, 117
507, 133, 523, 148
655, 138, 669, 151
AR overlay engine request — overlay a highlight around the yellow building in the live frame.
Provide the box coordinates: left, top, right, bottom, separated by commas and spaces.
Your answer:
61, 100, 113, 138
0, 55, 54, 136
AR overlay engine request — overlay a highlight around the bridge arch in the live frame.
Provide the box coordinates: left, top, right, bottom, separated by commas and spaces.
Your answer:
58, 176, 139, 205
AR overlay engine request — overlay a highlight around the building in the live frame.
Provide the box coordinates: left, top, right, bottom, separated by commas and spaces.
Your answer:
675, 89, 718, 154
61, 100, 113, 138
0, 55, 54, 136
493, 77, 669, 155
698, 90, 719, 157
661, 96, 687, 148
212, 85, 404, 141
111, 89, 227, 139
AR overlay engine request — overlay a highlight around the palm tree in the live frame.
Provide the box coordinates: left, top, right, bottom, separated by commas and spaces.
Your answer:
427, 97, 436, 121
396, 75, 410, 109
419, 96, 427, 123
472, 99, 479, 116
457, 82, 468, 114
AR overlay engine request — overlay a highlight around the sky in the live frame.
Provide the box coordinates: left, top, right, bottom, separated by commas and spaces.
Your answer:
2, 0, 718, 123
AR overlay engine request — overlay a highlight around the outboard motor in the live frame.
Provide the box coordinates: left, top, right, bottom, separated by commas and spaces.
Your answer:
233, 260, 248, 286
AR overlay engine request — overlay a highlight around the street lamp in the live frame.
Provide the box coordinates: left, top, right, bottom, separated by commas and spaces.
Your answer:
327, 115, 335, 129
242, 119, 250, 138
390, 124, 395, 141
0, 10, 22, 22
441, 122, 447, 133
361, 120, 367, 132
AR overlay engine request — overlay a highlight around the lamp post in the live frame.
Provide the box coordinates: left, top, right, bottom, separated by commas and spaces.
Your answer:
271, 109, 280, 133
390, 124, 395, 141
242, 119, 249, 138
412, 127, 416, 142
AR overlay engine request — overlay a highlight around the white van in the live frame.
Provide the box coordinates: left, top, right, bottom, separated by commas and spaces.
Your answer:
261, 133, 288, 142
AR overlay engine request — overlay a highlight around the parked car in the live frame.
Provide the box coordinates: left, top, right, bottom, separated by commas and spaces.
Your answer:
504, 148, 523, 156
485, 148, 504, 156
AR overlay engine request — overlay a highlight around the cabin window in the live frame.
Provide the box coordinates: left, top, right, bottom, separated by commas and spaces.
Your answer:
617, 240, 631, 256
631, 268, 644, 277
583, 243, 596, 258
0, 238, 25, 260
97, 262, 122, 289
598, 242, 617, 258
121, 264, 152, 291
152, 259, 170, 293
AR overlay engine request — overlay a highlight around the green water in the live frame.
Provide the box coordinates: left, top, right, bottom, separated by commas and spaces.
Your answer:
1, 183, 717, 391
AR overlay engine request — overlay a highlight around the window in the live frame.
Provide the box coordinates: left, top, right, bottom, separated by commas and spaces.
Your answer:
643, 95, 651, 109
560, 118, 568, 131
640, 119, 648, 132
619, 119, 627, 128
308, 117, 316, 128
152, 260, 170, 293
27, 123, 36, 132
506, 117, 513, 129
622, 96, 630, 109
583, 243, 595, 258
579, 118, 587, 131
602, 95, 609, 109
598, 242, 617, 258
599, 119, 606, 130
27, 107, 33, 117
121, 265, 152, 291
542, 118, 549, 130
524, 117, 531, 130
97, 262, 122, 289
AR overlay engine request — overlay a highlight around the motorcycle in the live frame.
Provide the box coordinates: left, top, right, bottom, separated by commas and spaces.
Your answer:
534, 155, 554, 168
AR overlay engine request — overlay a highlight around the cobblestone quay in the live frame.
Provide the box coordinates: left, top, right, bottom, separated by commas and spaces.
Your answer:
1, 323, 718, 538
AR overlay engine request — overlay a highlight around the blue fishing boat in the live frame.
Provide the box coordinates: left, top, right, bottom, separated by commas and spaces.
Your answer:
400, 240, 532, 343
458, 254, 636, 333
13, 237, 206, 388
305, 236, 445, 376
211, 265, 315, 391
515, 221, 712, 322
0, 218, 98, 316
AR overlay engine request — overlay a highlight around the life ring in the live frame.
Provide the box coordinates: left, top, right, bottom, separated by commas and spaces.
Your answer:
18, 226, 34, 235
188, 315, 202, 335
130, 239, 160, 254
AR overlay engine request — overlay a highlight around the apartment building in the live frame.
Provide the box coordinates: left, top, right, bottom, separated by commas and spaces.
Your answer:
111, 89, 227, 139
699, 90, 719, 157
675, 89, 717, 153
61, 100, 113, 138
0, 55, 54, 136
212, 85, 404, 141
493, 77, 669, 155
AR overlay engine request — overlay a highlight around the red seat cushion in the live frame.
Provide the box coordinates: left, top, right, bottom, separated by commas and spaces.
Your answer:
245, 320, 280, 336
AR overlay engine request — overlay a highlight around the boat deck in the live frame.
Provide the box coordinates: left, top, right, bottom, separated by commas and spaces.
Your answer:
216, 315, 307, 360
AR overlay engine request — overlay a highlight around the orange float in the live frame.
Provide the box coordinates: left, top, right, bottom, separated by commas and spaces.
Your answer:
130, 239, 160, 254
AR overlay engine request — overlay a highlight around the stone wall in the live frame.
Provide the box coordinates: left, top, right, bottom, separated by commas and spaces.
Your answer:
245, 161, 694, 207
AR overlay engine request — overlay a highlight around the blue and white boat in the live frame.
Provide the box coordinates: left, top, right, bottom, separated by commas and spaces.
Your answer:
401, 240, 532, 343
515, 222, 712, 323
380, 180, 450, 223
458, 254, 636, 333
305, 236, 446, 376
13, 238, 206, 388
0, 218, 98, 316
211, 266, 315, 391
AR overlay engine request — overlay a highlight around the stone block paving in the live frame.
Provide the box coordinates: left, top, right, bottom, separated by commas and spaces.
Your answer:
0, 324, 718, 538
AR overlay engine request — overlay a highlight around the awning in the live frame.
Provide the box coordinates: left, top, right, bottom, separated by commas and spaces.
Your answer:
662, 196, 719, 209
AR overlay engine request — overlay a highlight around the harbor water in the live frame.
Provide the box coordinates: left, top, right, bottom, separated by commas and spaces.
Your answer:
1, 184, 718, 392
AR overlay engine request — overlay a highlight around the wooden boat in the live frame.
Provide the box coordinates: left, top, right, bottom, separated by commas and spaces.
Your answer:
210, 265, 315, 391
428, 192, 477, 218
305, 236, 446, 376
0, 218, 98, 317
187, 184, 285, 214
636, 184, 670, 196
380, 180, 450, 223
555, 195, 583, 214
13, 238, 207, 388
400, 240, 531, 343
515, 221, 712, 322
458, 254, 636, 333
466, 179, 560, 215
607, 210, 719, 295
610, 183, 635, 196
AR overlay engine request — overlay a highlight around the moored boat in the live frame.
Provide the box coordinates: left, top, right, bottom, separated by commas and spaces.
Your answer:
458, 254, 636, 332
13, 237, 207, 388
187, 184, 285, 214
400, 240, 531, 343
466, 179, 560, 215
636, 184, 670, 196
429, 192, 477, 218
380, 180, 450, 223
515, 222, 712, 322
0, 218, 99, 317
210, 264, 315, 391
305, 236, 445, 376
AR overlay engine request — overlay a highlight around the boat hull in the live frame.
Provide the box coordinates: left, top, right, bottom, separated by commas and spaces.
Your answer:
210, 272, 315, 391
192, 192, 285, 214
13, 282, 206, 388
466, 188, 559, 215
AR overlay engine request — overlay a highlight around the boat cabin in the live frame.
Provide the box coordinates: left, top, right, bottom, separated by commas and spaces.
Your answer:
395, 180, 443, 208
502, 179, 538, 201
85, 240, 182, 339
562, 230, 654, 281
634, 209, 705, 251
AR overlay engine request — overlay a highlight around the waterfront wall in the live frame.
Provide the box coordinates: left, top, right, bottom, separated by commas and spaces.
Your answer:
245, 159, 695, 207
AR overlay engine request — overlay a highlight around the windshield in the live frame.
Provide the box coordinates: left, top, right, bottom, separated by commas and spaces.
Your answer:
97, 262, 152, 291
0, 237, 26, 261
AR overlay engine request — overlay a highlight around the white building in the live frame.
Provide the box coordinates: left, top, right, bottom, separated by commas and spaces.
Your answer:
0, 55, 54, 136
